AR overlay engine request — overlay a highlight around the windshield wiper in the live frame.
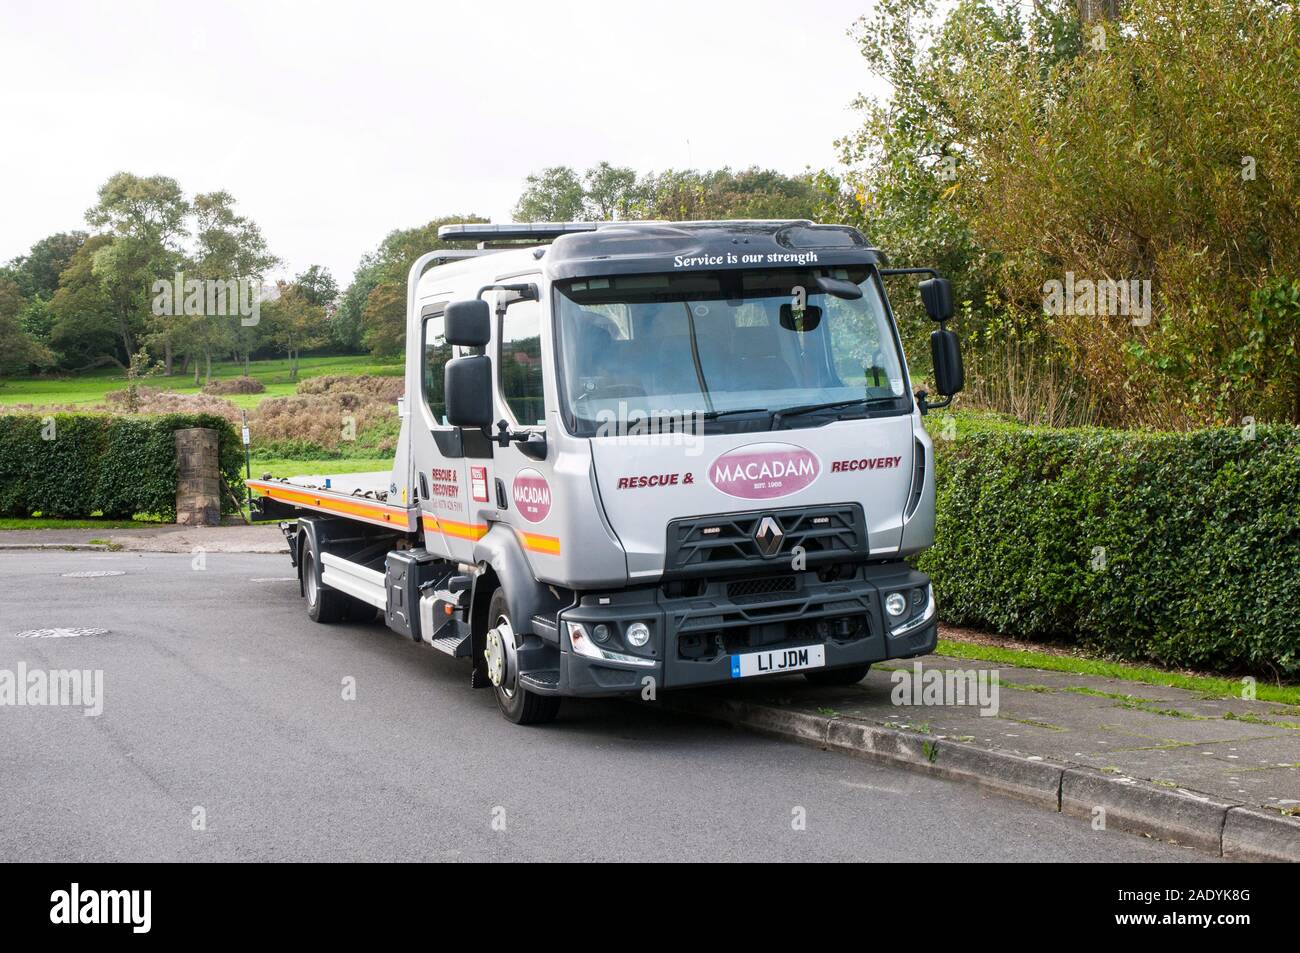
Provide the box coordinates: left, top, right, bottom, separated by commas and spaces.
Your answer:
702, 407, 769, 420
771, 396, 897, 430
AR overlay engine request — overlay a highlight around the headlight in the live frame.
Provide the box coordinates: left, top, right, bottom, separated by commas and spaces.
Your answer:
884, 592, 908, 617
592, 623, 610, 643
626, 622, 651, 647
565, 621, 656, 667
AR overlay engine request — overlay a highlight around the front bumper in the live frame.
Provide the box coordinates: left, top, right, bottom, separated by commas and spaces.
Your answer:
553, 563, 937, 697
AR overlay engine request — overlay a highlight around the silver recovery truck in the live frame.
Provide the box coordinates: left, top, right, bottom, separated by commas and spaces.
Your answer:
247, 220, 965, 724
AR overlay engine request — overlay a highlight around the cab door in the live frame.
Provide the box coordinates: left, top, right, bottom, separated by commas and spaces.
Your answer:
412, 303, 479, 560
491, 291, 562, 562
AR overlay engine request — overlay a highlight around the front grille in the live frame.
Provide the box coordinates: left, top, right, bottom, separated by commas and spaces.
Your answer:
727, 576, 797, 600
665, 504, 865, 575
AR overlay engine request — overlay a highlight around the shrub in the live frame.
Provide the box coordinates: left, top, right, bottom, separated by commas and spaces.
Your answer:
295, 374, 405, 402
202, 376, 265, 395
920, 423, 1300, 677
102, 387, 242, 423
0, 413, 243, 520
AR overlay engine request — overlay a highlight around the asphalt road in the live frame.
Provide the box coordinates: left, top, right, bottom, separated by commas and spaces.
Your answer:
0, 551, 1211, 862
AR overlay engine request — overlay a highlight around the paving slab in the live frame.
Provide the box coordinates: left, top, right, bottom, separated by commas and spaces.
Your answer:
667, 650, 1300, 858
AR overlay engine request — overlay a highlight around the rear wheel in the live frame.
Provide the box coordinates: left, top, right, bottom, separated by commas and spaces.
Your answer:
485, 588, 560, 725
303, 548, 348, 623
804, 663, 871, 686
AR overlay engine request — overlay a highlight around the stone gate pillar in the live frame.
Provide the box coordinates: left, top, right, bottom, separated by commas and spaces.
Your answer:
174, 427, 221, 526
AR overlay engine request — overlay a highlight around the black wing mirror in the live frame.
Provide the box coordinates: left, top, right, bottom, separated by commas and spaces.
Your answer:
444, 355, 493, 428
919, 278, 953, 322
445, 299, 491, 347
930, 327, 964, 397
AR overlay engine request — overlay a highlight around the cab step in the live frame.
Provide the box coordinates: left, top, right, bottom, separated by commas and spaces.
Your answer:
430, 632, 472, 657
518, 670, 561, 694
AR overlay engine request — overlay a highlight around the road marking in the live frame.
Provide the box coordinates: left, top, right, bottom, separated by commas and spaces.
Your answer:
14, 627, 110, 639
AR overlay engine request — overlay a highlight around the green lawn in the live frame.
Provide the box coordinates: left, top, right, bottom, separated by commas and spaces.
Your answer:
938, 639, 1300, 706
248, 457, 396, 479
0, 517, 159, 531
0, 355, 403, 411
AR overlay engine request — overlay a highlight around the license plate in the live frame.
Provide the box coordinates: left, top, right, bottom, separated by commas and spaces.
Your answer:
730, 644, 825, 679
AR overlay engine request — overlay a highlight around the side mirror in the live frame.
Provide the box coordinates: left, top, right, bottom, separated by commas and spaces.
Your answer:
930, 328, 964, 397
445, 299, 491, 347
919, 278, 953, 322
444, 355, 493, 428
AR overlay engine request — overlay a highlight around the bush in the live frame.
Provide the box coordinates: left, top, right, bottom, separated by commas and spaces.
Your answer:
920, 423, 1300, 677
0, 413, 243, 520
295, 374, 404, 401
102, 387, 242, 423
202, 376, 265, 395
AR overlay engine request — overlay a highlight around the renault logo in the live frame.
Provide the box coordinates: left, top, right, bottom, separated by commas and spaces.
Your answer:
754, 516, 784, 557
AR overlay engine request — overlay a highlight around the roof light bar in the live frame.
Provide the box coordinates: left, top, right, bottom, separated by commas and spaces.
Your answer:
437, 222, 599, 243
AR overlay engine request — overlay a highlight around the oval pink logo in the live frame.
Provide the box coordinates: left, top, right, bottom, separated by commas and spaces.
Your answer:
512, 468, 552, 523
708, 443, 820, 500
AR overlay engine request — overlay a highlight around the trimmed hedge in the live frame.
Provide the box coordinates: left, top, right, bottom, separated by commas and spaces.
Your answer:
919, 424, 1300, 678
0, 413, 244, 521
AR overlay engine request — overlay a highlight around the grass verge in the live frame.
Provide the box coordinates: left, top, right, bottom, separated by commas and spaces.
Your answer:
937, 638, 1300, 706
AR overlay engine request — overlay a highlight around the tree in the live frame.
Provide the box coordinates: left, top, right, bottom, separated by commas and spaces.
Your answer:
331, 257, 380, 352
47, 236, 123, 370
0, 278, 52, 376
5, 232, 88, 300
263, 281, 328, 380
344, 214, 487, 358
294, 265, 338, 307
185, 190, 279, 381
84, 172, 190, 362
513, 167, 586, 222
836, 0, 1300, 426
513, 164, 825, 224
583, 162, 640, 220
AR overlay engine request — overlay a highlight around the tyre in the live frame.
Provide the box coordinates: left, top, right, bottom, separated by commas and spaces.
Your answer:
804, 663, 871, 686
303, 548, 348, 623
485, 588, 561, 725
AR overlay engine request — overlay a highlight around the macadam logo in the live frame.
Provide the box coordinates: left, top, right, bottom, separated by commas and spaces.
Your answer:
709, 443, 820, 500
512, 468, 552, 523
151, 270, 266, 326
0, 664, 102, 716
890, 661, 999, 717
50, 883, 151, 933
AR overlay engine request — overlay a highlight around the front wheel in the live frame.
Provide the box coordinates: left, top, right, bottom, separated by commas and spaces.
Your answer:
804, 663, 871, 686
485, 589, 560, 725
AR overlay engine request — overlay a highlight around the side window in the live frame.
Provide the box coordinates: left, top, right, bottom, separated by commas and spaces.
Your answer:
499, 300, 546, 426
423, 311, 451, 424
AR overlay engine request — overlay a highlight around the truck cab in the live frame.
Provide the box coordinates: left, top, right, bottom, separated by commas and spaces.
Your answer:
250, 219, 963, 724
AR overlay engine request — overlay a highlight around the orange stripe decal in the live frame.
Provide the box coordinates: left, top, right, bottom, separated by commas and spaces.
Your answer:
247, 480, 415, 530
420, 515, 559, 555
421, 514, 489, 540
517, 529, 561, 555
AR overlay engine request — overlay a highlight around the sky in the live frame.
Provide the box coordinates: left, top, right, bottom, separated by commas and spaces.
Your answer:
0, 0, 887, 285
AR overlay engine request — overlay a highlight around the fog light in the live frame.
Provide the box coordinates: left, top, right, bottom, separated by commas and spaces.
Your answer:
911, 587, 926, 612
885, 592, 907, 617
626, 622, 651, 647
592, 623, 610, 643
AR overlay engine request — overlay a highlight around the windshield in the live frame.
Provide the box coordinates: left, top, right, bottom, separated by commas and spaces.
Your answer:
554, 267, 908, 436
